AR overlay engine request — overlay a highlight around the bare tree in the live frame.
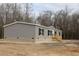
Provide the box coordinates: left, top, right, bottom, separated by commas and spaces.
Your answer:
53, 6, 71, 39
24, 3, 33, 23
4, 3, 12, 24
11, 3, 23, 21
0, 4, 5, 38
37, 11, 53, 26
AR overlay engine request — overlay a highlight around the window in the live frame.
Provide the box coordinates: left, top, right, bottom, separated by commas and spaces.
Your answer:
48, 30, 49, 35
59, 32, 61, 36
39, 28, 44, 35
42, 29, 44, 35
48, 30, 52, 36
54, 31, 57, 35
39, 28, 41, 35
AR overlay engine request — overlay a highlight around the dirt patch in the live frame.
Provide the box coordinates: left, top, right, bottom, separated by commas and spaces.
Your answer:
0, 41, 79, 56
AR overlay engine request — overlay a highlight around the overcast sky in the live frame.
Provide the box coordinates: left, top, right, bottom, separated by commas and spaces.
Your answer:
32, 3, 79, 16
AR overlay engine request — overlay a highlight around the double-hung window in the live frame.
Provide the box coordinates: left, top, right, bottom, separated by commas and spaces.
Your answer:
39, 28, 44, 35
48, 30, 52, 36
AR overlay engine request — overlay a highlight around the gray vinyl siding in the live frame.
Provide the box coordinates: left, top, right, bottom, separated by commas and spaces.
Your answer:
54, 29, 62, 36
3, 21, 62, 43
35, 26, 46, 41
4, 23, 35, 42
35, 26, 53, 43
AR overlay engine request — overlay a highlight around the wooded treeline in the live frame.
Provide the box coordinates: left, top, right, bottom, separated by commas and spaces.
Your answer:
0, 3, 79, 39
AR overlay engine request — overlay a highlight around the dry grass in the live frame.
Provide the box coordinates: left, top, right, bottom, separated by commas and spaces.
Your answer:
0, 40, 79, 56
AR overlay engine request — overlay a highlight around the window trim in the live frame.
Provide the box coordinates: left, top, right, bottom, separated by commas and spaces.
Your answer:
54, 31, 57, 35
59, 32, 61, 36
48, 30, 52, 36
39, 28, 44, 35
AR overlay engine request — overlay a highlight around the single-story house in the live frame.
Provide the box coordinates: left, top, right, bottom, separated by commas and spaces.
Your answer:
3, 21, 62, 43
